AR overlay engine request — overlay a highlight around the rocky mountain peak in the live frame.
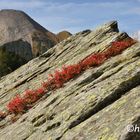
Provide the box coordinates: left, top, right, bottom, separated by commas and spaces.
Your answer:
0, 10, 71, 77
0, 9, 48, 43
131, 30, 140, 41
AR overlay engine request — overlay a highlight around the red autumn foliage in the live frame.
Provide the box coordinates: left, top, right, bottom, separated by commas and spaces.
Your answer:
7, 87, 46, 114
23, 90, 38, 104
104, 39, 136, 58
80, 53, 107, 70
6, 39, 136, 115
80, 39, 136, 69
42, 81, 48, 89
42, 64, 82, 90
35, 87, 45, 96
7, 95, 26, 114
51, 64, 82, 89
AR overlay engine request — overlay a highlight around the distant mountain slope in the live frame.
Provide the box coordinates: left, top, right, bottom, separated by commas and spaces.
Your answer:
0, 9, 71, 77
0, 9, 58, 58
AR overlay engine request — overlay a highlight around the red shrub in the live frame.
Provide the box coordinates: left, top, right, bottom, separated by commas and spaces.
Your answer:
44, 64, 82, 89
7, 88, 46, 114
23, 88, 45, 103
23, 90, 38, 104
7, 95, 25, 114
60, 64, 81, 79
42, 81, 48, 89
80, 53, 106, 70
104, 39, 136, 58
35, 87, 45, 96
53, 70, 65, 88
80, 39, 136, 69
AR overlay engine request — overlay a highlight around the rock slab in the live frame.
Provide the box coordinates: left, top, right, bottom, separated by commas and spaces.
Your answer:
0, 21, 140, 140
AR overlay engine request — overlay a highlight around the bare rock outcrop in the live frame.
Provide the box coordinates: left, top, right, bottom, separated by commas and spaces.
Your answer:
0, 21, 140, 140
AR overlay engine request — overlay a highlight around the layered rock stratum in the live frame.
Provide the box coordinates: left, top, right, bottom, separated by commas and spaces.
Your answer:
0, 21, 140, 140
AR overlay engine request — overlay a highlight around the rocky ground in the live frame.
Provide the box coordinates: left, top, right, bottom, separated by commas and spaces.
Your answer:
0, 21, 140, 140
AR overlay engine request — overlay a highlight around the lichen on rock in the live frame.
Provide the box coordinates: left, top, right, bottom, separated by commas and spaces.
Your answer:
0, 20, 140, 140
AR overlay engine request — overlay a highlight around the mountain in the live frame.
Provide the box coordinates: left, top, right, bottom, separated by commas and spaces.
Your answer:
0, 9, 71, 77
0, 9, 59, 57
0, 21, 140, 140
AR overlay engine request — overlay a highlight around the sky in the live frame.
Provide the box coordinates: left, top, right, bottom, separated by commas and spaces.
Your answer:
0, 0, 140, 34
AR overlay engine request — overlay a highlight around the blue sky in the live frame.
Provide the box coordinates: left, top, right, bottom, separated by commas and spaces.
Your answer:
0, 0, 140, 34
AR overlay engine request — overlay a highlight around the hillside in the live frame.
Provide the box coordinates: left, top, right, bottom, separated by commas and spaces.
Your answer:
0, 21, 140, 140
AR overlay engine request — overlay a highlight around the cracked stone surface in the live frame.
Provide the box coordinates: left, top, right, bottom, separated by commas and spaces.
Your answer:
0, 21, 140, 140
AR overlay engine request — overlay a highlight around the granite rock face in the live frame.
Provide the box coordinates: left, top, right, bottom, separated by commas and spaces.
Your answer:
0, 21, 140, 140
